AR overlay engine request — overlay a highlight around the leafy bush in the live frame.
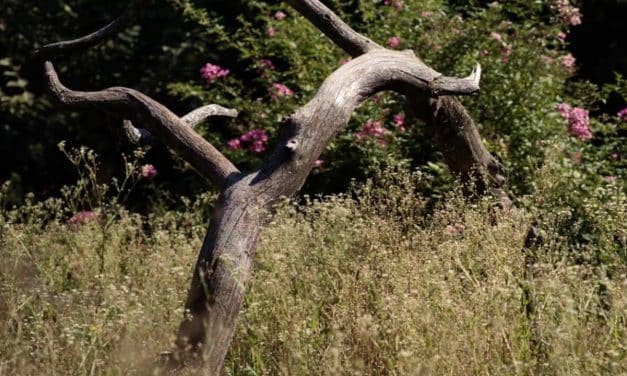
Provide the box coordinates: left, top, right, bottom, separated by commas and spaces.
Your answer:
2, 0, 624, 201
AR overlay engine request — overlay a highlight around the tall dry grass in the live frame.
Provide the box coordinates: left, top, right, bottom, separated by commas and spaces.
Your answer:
0, 167, 625, 375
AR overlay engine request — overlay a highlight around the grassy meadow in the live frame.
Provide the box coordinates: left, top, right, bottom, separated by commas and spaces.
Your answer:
0, 167, 625, 375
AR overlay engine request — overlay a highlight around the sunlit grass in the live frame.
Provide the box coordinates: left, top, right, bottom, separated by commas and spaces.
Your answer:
0, 167, 625, 375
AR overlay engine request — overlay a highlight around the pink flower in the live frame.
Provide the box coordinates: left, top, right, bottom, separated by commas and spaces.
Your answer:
617, 107, 627, 120
141, 164, 158, 178
67, 210, 98, 227
611, 153, 620, 161
393, 113, 406, 132
490, 31, 503, 43
393, 113, 405, 127
227, 138, 242, 150
420, 11, 433, 17
561, 53, 576, 68
314, 159, 325, 168
271, 83, 294, 98
387, 36, 401, 48
251, 140, 266, 153
480, 49, 490, 57
558, 103, 592, 140
200, 63, 230, 83
568, 107, 591, 140
267, 27, 276, 36
557, 31, 568, 42
569, 13, 582, 26
275, 11, 287, 20
557, 102, 572, 118
357, 120, 388, 143
239, 129, 269, 153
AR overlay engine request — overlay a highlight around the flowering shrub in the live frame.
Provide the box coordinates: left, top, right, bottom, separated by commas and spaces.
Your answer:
2, 0, 624, 205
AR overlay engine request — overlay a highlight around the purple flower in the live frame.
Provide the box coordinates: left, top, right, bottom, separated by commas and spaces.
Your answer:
387, 36, 401, 48
239, 129, 269, 153
617, 107, 627, 121
561, 53, 576, 68
141, 164, 158, 178
251, 140, 266, 153
227, 138, 242, 150
558, 103, 592, 140
200, 63, 230, 83
67, 210, 98, 227
270, 83, 294, 98
275, 11, 287, 20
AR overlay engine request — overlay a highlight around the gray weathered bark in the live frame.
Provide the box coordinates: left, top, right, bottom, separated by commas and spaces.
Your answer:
36, 0, 508, 374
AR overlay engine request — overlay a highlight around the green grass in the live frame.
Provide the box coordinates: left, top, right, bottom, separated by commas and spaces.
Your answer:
0, 169, 625, 375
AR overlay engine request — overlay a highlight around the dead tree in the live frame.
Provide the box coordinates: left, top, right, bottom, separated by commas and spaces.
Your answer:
35, 0, 508, 373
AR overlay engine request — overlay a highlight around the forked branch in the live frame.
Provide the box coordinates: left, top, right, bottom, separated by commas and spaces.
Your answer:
123, 104, 238, 145
44, 61, 239, 187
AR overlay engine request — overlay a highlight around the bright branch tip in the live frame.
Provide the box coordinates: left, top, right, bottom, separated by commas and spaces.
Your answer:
466, 63, 482, 86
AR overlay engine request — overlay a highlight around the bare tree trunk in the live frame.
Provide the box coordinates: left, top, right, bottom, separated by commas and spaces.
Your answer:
35, 0, 510, 374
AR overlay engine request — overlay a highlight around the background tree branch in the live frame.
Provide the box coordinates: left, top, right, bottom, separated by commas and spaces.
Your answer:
44, 61, 239, 188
